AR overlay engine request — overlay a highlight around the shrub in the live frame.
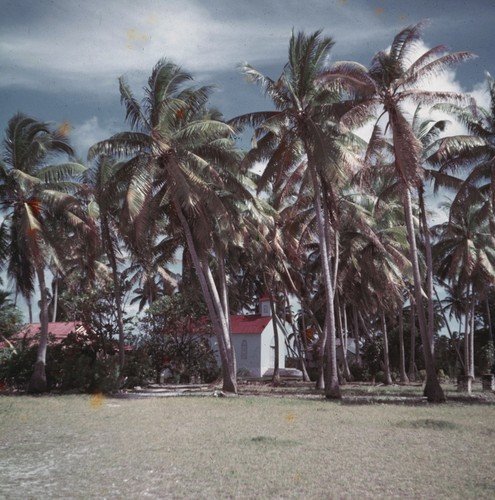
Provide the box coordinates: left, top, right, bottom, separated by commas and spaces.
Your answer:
348, 363, 369, 382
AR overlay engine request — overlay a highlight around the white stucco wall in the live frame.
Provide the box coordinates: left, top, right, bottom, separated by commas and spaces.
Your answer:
232, 333, 262, 377
259, 320, 286, 376
209, 318, 287, 378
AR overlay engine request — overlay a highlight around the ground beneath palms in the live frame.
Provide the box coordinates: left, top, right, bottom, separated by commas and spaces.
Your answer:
1, 382, 494, 498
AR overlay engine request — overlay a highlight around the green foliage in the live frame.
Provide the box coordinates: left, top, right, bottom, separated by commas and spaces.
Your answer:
0, 332, 121, 392
362, 338, 383, 379
479, 341, 495, 374
139, 294, 219, 383
0, 345, 38, 389
59, 277, 133, 348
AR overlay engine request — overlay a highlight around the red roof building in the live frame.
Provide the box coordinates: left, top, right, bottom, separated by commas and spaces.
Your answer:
12, 322, 87, 344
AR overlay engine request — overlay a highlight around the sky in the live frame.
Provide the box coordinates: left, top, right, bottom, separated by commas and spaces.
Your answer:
1, 0, 495, 322
1, 0, 495, 160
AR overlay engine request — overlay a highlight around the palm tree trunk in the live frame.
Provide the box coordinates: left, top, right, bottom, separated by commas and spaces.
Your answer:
408, 302, 417, 382
307, 161, 340, 399
51, 275, 58, 322
352, 307, 362, 367
28, 266, 49, 393
418, 186, 435, 353
398, 305, 409, 384
434, 287, 464, 372
486, 297, 493, 343
403, 187, 445, 402
469, 295, 475, 379
269, 296, 281, 386
174, 200, 236, 393
101, 214, 126, 373
336, 295, 351, 381
381, 311, 393, 385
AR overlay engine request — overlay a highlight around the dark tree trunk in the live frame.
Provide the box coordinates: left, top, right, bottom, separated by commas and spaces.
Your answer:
352, 307, 362, 367
418, 186, 435, 353
307, 160, 340, 399
398, 305, 409, 384
408, 302, 417, 382
101, 213, 126, 373
381, 311, 393, 385
175, 201, 237, 393
403, 187, 445, 402
270, 296, 281, 386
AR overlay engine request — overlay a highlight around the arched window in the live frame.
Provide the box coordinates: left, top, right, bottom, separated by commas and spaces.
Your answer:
241, 340, 248, 360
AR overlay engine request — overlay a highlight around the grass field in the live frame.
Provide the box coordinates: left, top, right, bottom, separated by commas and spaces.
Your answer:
1, 391, 495, 499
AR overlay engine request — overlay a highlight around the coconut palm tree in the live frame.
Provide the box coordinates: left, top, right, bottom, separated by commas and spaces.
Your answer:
230, 30, 362, 398
432, 200, 495, 385
89, 59, 249, 393
0, 113, 87, 392
431, 72, 495, 209
318, 21, 475, 401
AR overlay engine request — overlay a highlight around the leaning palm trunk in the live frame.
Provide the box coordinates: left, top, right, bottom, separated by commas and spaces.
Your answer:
403, 187, 445, 401
175, 201, 237, 393
28, 267, 50, 393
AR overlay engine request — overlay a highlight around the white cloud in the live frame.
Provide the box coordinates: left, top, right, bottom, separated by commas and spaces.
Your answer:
69, 116, 119, 160
0, 0, 396, 96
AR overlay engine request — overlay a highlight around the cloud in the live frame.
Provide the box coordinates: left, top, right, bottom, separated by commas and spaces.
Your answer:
0, 0, 396, 96
69, 116, 119, 160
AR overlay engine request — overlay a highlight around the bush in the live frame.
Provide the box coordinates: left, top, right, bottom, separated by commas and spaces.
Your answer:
0, 333, 122, 393
348, 363, 369, 382
0, 345, 38, 389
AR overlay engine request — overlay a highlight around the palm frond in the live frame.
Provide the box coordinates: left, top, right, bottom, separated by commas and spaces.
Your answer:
119, 76, 149, 131
88, 132, 153, 160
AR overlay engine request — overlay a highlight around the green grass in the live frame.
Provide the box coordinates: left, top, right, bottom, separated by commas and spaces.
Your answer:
1, 394, 495, 499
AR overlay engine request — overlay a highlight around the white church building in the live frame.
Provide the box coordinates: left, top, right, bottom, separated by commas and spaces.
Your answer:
210, 296, 287, 378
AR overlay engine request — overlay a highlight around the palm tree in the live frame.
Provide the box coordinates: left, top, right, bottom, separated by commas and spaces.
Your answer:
432, 200, 495, 385
318, 22, 474, 401
230, 30, 361, 398
0, 113, 87, 392
430, 72, 495, 231
89, 59, 248, 393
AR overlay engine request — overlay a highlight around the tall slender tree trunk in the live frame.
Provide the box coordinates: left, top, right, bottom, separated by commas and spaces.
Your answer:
486, 297, 493, 343
336, 296, 351, 381
175, 200, 237, 393
408, 303, 417, 382
298, 302, 311, 381
403, 187, 445, 402
398, 305, 409, 384
469, 295, 475, 379
51, 275, 58, 322
434, 288, 465, 372
27, 296, 33, 324
270, 296, 281, 386
352, 307, 362, 367
307, 159, 340, 399
216, 248, 237, 377
418, 186, 435, 353
28, 267, 50, 393
381, 311, 393, 385
101, 214, 126, 373
462, 296, 472, 393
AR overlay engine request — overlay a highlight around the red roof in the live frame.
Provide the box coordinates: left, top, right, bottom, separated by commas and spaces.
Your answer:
12, 322, 86, 343
230, 315, 271, 335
